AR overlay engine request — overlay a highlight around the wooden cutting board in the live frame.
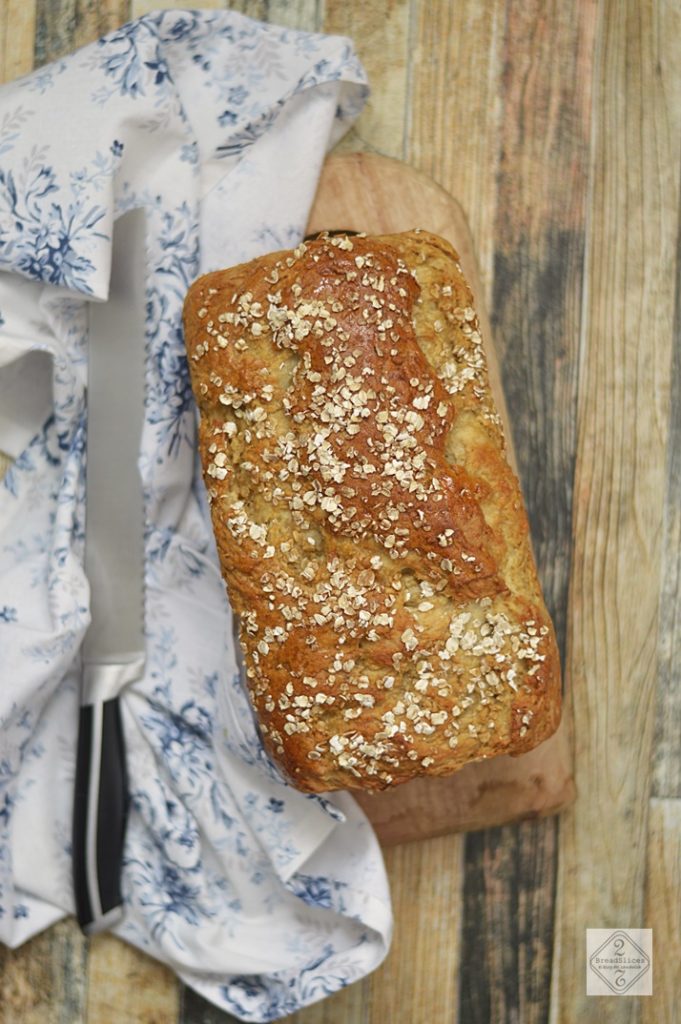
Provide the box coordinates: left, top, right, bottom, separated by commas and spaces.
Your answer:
307, 153, 575, 846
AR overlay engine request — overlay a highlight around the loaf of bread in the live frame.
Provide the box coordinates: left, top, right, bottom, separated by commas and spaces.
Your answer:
183, 230, 561, 793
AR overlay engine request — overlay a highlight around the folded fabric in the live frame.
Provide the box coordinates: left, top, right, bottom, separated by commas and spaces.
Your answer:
0, 10, 392, 1021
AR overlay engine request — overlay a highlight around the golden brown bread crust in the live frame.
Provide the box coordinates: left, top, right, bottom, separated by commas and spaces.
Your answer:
183, 230, 561, 793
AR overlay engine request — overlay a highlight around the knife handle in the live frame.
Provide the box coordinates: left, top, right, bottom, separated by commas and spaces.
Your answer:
73, 697, 129, 934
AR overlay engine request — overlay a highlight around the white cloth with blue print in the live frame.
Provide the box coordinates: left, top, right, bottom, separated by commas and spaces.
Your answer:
0, 10, 392, 1021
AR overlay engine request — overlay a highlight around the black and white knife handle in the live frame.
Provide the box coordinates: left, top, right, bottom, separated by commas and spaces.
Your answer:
73, 696, 129, 934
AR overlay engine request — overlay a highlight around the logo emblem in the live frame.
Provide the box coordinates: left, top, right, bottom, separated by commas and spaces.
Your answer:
586, 929, 652, 996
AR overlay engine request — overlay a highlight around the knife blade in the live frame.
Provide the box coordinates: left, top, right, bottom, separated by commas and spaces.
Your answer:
73, 208, 147, 934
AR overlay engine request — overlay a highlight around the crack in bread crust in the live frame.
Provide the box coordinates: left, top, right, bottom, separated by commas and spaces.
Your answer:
183, 230, 561, 793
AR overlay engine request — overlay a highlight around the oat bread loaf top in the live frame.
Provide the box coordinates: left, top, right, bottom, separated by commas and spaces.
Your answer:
183, 230, 561, 793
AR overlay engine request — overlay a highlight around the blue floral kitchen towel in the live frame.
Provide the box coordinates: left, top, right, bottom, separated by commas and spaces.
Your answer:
0, 10, 393, 1021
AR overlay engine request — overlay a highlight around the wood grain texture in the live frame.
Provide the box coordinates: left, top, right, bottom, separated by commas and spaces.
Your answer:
324, 0, 410, 159
493, 0, 598, 673
87, 933, 181, 1024
460, 818, 559, 1024
407, 0, 505, 303
213, 3, 321, 35
643, 799, 681, 1024
180, 988, 241, 1024
365, 834, 464, 1024
458, 1, 598, 1020
225, 0, 269, 23
651, 164, 681, 801
0, 0, 37, 83
268, 1, 322, 32
34, 0, 131, 67
225, 1, 321, 32
0, 919, 88, 1024
131, 0, 224, 16
551, 1, 681, 1022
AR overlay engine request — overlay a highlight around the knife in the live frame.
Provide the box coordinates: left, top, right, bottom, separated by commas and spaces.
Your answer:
72, 209, 147, 934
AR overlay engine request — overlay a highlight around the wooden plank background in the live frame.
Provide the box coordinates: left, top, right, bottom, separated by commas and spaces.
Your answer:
1, 2, 679, 1023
